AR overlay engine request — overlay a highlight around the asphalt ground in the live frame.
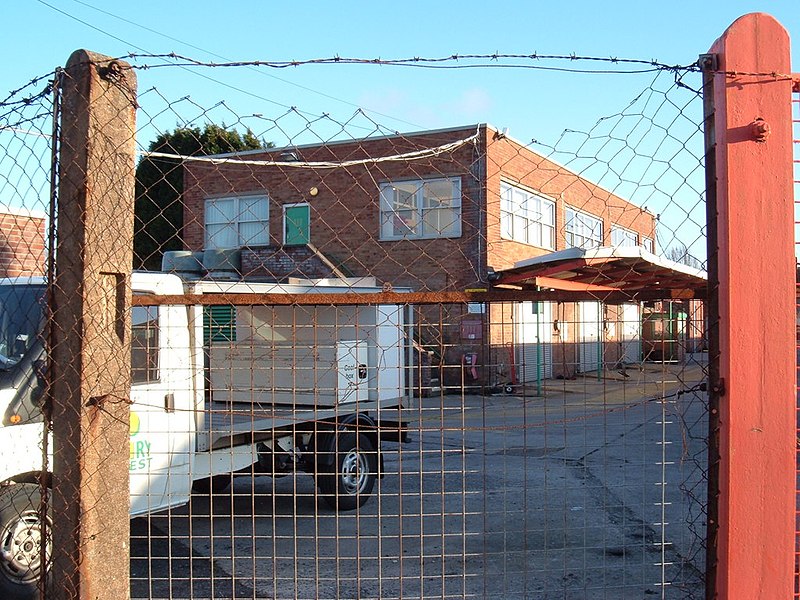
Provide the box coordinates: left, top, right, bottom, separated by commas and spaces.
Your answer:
130, 357, 708, 599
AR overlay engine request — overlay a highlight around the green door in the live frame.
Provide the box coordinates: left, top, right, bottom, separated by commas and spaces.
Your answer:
284, 204, 310, 245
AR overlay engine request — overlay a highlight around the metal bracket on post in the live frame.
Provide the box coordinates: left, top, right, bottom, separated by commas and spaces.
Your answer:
698, 53, 719, 73
750, 118, 771, 143
98, 59, 123, 81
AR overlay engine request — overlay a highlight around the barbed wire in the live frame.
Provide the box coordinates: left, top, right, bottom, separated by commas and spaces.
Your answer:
2, 51, 794, 117
0, 75, 58, 124
122, 52, 800, 81
0, 71, 58, 107
125, 52, 698, 75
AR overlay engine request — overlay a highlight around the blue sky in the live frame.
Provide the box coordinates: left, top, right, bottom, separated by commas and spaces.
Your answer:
2, 1, 798, 259
5, 1, 798, 146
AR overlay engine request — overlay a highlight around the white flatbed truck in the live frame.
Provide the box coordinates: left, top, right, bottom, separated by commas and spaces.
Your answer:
0, 272, 412, 599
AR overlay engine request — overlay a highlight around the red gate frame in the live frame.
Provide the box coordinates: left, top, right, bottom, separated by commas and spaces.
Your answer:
705, 13, 796, 599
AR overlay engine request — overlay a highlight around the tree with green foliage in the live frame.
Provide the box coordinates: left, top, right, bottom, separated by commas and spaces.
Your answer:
134, 124, 270, 270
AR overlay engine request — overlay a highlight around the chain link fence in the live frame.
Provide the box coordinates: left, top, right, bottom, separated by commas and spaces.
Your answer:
0, 70, 56, 600
0, 52, 712, 599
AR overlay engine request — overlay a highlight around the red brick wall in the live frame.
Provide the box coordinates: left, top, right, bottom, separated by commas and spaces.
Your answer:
0, 209, 46, 277
484, 131, 656, 272
184, 127, 486, 291
184, 124, 655, 291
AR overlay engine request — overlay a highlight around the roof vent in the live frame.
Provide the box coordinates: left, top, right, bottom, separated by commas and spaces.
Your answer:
161, 250, 203, 274
203, 248, 241, 277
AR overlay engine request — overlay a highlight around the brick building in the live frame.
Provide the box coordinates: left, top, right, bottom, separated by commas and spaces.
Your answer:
0, 206, 46, 278
181, 124, 658, 387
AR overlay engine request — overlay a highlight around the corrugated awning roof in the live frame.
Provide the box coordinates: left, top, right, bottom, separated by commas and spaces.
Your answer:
491, 246, 707, 300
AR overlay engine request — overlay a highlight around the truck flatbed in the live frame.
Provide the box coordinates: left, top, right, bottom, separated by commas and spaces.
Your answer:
199, 397, 410, 451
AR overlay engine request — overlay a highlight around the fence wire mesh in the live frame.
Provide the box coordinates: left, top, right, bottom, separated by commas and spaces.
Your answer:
0, 54, 710, 599
0, 71, 56, 600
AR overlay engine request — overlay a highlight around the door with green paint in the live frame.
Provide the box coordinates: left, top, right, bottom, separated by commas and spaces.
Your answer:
284, 203, 310, 245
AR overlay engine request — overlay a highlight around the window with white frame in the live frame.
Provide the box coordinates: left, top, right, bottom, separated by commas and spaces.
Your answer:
379, 177, 461, 240
642, 236, 654, 253
565, 207, 603, 249
205, 195, 269, 249
500, 182, 555, 249
611, 226, 638, 247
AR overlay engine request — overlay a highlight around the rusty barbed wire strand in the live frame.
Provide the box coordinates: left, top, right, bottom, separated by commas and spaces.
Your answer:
3, 53, 791, 118
0, 71, 58, 107
123, 52, 698, 75
122, 51, 800, 82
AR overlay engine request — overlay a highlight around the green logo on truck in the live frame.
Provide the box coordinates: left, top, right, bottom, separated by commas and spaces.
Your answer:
129, 411, 152, 471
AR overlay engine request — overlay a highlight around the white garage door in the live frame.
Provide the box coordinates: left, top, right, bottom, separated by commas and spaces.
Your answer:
578, 301, 602, 374
516, 301, 553, 382
620, 303, 641, 364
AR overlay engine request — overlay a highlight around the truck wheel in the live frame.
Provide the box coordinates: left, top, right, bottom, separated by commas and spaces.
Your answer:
318, 432, 377, 511
0, 484, 51, 600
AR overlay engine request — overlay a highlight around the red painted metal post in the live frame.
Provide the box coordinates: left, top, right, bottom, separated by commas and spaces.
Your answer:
706, 13, 796, 599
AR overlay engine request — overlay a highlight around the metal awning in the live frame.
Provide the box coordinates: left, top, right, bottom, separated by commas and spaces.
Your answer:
491, 246, 707, 300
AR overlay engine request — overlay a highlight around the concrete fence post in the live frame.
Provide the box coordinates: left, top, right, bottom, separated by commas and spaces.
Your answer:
703, 13, 795, 599
50, 50, 137, 599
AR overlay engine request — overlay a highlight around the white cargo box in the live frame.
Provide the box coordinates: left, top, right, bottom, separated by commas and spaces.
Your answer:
190, 279, 407, 409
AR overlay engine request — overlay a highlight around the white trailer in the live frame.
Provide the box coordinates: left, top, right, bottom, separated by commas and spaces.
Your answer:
0, 272, 412, 599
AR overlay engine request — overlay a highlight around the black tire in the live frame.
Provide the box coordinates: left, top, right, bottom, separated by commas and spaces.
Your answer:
0, 484, 51, 600
191, 474, 232, 495
318, 432, 378, 511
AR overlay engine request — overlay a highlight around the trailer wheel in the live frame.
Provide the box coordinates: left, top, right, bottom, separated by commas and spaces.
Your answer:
318, 432, 377, 511
0, 484, 51, 600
